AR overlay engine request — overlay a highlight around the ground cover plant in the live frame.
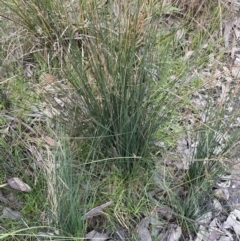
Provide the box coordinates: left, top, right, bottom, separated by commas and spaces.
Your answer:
1, 0, 240, 240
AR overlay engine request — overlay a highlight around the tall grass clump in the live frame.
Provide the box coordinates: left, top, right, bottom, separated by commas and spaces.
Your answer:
63, 17, 181, 172
0, 0, 196, 173
153, 87, 240, 235
48, 1, 197, 173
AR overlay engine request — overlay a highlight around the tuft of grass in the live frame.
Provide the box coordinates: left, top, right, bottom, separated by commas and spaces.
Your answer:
1, 0, 239, 240
153, 87, 240, 236
50, 124, 154, 238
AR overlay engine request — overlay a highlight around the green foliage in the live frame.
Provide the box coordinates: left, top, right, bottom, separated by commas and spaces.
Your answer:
1, 0, 239, 240
53, 129, 94, 237
57, 5, 191, 174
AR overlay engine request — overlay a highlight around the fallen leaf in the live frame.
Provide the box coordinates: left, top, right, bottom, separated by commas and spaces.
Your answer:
43, 107, 60, 118
195, 225, 208, 241
208, 218, 225, 240
184, 50, 194, 60
196, 211, 212, 225
137, 225, 151, 241
213, 188, 229, 200
115, 224, 125, 240
137, 218, 152, 241
111, 1, 120, 17
37, 232, 55, 237
224, 20, 234, 48
40, 73, 55, 84
85, 201, 112, 218
223, 209, 240, 235
231, 66, 240, 78
220, 174, 232, 180
43, 108, 53, 118
2, 207, 22, 220
156, 205, 174, 220
176, 28, 184, 41
233, 25, 240, 40
208, 230, 221, 241
85, 230, 109, 241
24, 64, 33, 78
169, 226, 182, 241
222, 66, 231, 76
213, 199, 222, 215
43, 136, 55, 146
218, 236, 233, 241
7, 178, 31, 192
54, 97, 65, 107
216, 179, 231, 188
162, 224, 182, 241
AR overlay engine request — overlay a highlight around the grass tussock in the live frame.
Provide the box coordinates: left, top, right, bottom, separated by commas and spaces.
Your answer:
1, 0, 240, 240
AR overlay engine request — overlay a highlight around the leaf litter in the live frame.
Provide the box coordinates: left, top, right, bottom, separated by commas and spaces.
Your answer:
84, 201, 112, 219
0, 177, 31, 192
6, 177, 31, 192
85, 230, 110, 241
2, 207, 22, 220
